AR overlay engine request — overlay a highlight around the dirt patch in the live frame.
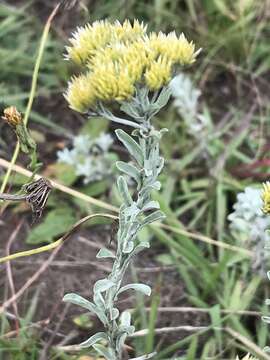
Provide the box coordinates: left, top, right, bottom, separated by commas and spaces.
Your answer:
0, 213, 207, 358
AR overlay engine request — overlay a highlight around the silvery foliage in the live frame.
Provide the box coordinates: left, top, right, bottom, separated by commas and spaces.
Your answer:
63, 86, 171, 359
228, 186, 270, 274
57, 133, 114, 184
170, 73, 210, 136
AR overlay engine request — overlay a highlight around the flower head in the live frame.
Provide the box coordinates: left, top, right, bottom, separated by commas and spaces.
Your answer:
113, 19, 147, 43
66, 20, 113, 65
2, 106, 22, 127
66, 19, 146, 65
262, 182, 270, 214
65, 19, 198, 112
145, 56, 172, 90
64, 72, 96, 113
146, 31, 198, 65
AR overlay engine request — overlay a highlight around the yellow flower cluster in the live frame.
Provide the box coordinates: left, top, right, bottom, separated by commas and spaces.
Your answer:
262, 182, 270, 214
65, 19, 198, 113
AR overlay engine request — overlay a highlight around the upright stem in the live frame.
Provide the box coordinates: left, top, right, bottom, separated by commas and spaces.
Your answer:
104, 126, 164, 358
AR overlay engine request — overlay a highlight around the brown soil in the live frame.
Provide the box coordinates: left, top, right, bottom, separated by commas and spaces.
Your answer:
0, 213, 207, 358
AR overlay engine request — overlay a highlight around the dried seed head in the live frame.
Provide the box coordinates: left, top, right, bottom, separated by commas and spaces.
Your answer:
23, 178, 53, 222
2, 106, 22, 127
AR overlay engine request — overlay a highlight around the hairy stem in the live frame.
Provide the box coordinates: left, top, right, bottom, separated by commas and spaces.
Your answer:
104, 126, 164, 358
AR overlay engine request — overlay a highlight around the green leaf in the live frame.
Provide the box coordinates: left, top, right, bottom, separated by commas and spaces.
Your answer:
93, 344, 116, 360
141, 200, 160, 212
154, 86, 172, 109
115, 129, 144, 166
118, 283, 151, 296
63, 293, 108, 325
26, 207, 76, 244
110, 307, 119, 320
79, 332, 109, 349
140, 210, 166, 226
96, 248, 115, 259
116, 161, 141, 186
130, 352, 157, 360
117, 176, 133, 206
94, 279, 115, 293
120, 311, 131, 326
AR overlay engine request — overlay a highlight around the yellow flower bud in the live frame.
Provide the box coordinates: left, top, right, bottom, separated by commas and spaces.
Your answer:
64, 72, 96, 113
2, 106, 22, 127
145, 56, 172, 91
262, 182, 270, 214
146, 31, 198, 65
66, 20, 113, 65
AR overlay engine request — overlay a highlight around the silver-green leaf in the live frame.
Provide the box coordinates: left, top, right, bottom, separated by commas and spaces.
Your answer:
63, 293, 107, 325
79, 332, 108, 349
96, 248, 115, 259
117, 283, 151, 297
117, 176, 133, 206
116, 161, 141, 186
94, 279, 115, 293
115, 129, 144, 166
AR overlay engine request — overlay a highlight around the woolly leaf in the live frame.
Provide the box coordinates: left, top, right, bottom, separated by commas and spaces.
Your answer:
120, 311, 131, 326
117, 176, 133, 206
110, 307, 120, 321
116, 161, 141, 186
155, 86, 172, 109
63, 293, 107, 325
141, 200, 160, 212
79, 332, 108, 348
140, 210, 166, 226
115, 129, 144, 166
130, 352, 157, 360
94, 279, 115, 293
93, 344, 116, 360
96, 248, 115, 259
123, 241, 134, 253
118, 283, 151, 297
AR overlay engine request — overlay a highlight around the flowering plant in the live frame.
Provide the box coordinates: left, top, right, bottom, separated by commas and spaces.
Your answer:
57, 133, 115, 184
228, 186, 270, 274
63, 19, 198, 359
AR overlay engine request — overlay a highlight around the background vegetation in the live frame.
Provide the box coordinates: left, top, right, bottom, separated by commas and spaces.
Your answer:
0, 0, 270, 359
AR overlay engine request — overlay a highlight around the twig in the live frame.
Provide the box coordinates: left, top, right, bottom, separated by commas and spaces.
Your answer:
12, 260, 112, 273
5, 221, 23, 334
129, 306, 260, 317
130, 325, 220, 337
0, 193, 26, 201
39, 304, 69, 360
225, 327, 270, 360
0, 245, 62, 314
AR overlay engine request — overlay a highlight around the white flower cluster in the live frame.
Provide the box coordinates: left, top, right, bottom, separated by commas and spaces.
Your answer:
57, 133, 114, 184
170, 73, 210, 134
228, 187, 270, 273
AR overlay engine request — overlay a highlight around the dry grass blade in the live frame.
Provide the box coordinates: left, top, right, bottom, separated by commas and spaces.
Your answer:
0, 213, 117, 264
226, 327, 270, 360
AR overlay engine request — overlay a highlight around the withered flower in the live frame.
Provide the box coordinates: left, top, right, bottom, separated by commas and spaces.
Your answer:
2, 106, 22, 127
23, 178, 53, 221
